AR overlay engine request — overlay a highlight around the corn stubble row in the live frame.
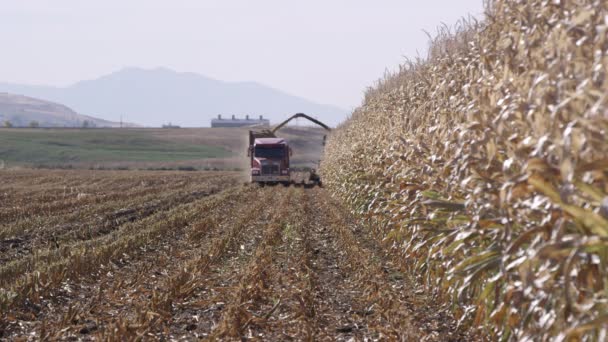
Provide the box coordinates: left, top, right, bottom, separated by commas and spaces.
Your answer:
321, 0, 608, 339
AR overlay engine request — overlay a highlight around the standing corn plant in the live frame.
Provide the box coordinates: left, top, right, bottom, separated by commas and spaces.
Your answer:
321, 0, 608, 339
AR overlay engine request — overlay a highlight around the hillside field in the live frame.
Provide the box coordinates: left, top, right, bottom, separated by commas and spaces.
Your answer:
0, 126, 326, 170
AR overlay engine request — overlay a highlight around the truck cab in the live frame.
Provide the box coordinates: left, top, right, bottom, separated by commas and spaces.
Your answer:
249, 135, 291, 184
247, 114, 330, 186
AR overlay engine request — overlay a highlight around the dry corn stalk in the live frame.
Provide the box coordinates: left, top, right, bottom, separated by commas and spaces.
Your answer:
321, 0, 608, 339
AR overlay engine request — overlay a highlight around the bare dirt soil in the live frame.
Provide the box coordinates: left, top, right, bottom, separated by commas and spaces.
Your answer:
0, 170, 469, 341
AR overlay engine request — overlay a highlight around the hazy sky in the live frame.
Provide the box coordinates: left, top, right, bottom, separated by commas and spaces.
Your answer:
1, 1, 484, 110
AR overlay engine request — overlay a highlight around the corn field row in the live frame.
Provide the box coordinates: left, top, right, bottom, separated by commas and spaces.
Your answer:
321, 0, 608, 340
1, 170, 463, 340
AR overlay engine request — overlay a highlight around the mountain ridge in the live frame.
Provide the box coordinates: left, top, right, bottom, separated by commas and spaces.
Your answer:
0, 67, 348, 127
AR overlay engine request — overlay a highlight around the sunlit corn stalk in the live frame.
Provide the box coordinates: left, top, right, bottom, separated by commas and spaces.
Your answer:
321, 0, 608, 339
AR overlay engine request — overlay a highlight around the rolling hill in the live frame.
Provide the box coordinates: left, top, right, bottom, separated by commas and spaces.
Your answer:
0, 67, 348, 127
0, 93, 129, 128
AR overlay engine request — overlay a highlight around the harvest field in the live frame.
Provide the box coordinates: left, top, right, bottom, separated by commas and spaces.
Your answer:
0, 126, 326, 170
2, 0, 606, 339
0, 170, 466, 340
0, 129, 232, 165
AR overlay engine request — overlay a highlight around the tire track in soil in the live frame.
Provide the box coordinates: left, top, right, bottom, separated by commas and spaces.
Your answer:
168, 186, 299, 339
208, 187, 466, 341
242, 186, 408, 341
201, 187, 408, 341
228, 187, 371, 341
312, 188, 468, 341
206, 186, 302, 340
298, 189, 378, 341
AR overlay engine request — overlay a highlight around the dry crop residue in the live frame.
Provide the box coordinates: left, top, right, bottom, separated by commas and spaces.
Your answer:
0, 170, 468, 340
321, 0, 608, 339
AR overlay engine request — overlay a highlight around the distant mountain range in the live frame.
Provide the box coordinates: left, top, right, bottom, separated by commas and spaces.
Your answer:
0, 93, 131, 128
0, 67, 348, 127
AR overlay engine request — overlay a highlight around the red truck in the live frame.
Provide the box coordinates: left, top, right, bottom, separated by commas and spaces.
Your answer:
247, 113, 331, 186
248, 130, 291, 185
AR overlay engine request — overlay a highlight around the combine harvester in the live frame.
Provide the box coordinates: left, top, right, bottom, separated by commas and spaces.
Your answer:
247, 113, 330, 187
